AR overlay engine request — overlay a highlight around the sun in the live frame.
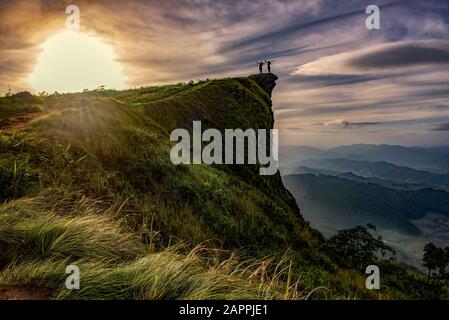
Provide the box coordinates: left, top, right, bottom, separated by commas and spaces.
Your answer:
29, 31, 126, 93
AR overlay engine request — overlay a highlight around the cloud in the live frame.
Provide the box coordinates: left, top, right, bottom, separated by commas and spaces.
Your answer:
2, 0, 449, 92
292, 41, 449, 77
0, 0, 328, 92
1, 0, 449, 147
432, 123, 449, 131
315, 119, 381, 129
350, 43, 449, 68
429, 104, 449, 111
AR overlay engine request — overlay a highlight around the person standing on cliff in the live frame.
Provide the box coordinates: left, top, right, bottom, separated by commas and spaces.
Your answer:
265, 60, 275, 73
256, 61, 265, 74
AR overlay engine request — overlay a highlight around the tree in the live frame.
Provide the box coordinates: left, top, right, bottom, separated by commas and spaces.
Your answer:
443, 247, 449, 280
423, 243, 449, 280
325, 224, 394, 270
423, 243, 438, 280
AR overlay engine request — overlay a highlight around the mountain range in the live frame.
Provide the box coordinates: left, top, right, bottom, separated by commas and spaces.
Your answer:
280, 143, 449, 270
296, 158, 449, 191
280, 144, 449, 174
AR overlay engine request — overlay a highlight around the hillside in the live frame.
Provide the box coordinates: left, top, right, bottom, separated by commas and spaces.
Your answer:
0, 75, 441, 300
0, 75, 340, 299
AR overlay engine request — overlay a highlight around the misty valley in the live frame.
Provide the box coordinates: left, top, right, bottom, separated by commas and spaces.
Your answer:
281, 144, 449, 271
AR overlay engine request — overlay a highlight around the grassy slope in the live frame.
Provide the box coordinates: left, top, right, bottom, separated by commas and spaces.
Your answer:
0, 94, 43, 127
0, 77, 420, 299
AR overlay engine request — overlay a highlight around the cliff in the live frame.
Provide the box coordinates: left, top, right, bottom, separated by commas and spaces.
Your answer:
249, 73, 279, 97
0, 75, 329, 299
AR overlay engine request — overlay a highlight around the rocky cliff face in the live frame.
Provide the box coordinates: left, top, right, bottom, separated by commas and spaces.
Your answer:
249, 73, 279, 97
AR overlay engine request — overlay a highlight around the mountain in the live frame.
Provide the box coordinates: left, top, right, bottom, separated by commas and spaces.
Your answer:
291, 166, 430, 190
428, 146, 449, 155
280, 144, 449, 174
279, 145, 328, 167
336, 172, 429, 191
298, 158, 449, 190
1, 75, 308, 251
327, 144, 449, 174
288, 165, 342, 177
282, 174, 449, 235
1, 75, 354, 300
1, 75, 444, 300
282, 173, 449, 268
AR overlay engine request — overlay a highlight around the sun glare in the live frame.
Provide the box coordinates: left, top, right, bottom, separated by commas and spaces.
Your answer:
29, 31, 126, 93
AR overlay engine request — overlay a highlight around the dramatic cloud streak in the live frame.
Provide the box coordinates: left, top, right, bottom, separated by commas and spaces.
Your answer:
432, 123, 449, 131
1, 0, 449, 147
292, 41, 449, 76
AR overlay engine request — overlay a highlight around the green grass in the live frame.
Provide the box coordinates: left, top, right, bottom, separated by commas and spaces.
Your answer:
0, 94, 43, 117
0, 193, 327, 300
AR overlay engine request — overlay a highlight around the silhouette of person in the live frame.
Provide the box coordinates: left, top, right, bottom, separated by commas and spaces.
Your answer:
256, 61, 265, 74
265, 60, 275, 73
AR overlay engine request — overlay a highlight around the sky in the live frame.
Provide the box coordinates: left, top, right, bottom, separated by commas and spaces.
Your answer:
1, 0, 449, 147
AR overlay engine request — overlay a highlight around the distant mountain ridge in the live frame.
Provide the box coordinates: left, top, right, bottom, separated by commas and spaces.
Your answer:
293, 166, 432, 191
282, 173, 449, 235
298, 158, 449, 190
280, 144, 449, 174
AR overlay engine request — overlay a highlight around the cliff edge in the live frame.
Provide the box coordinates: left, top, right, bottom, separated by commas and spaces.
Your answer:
249, 73, 279, 97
